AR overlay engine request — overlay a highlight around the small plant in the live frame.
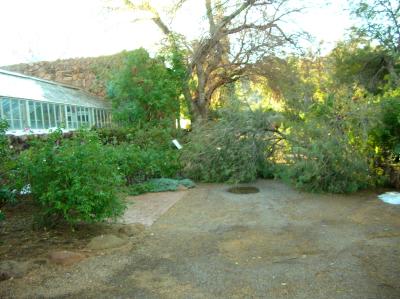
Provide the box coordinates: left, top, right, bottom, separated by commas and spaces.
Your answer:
17, 129, 125, 225
128, 178, 195, 196
0, 187, 16, 205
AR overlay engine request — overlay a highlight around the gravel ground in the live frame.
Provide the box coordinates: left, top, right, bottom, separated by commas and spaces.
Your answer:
1, 180, 400, 298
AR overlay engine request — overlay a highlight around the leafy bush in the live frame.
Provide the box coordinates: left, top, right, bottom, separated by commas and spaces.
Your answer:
280, 94, 380, 193
0, 120, 17, 220
0, 187, 16, 221
0, 187, 16, 204
17, 130, 125, 225
107, 48, 181, 126
0, 119, 15, 188
281, 134, 374, 193
96, 123, 182, 149
96, 124, 183, 192
112, 143, 181, 185
129, 178, 195, 195
182, 108, 281, 183
0, 119, 9, 164
371, 89, 400, 162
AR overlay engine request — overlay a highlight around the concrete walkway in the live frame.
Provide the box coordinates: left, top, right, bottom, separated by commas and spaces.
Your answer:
3, 180, 400, 298
118, 191, 188, 226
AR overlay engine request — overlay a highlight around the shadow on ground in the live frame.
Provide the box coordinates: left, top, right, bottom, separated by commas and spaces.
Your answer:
1, 180, 400, 298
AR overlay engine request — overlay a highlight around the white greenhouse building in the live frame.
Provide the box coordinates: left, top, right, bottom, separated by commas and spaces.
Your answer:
0, 69, 111, 135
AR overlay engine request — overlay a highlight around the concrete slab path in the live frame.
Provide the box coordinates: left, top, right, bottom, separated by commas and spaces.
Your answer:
118, 191, 188, 226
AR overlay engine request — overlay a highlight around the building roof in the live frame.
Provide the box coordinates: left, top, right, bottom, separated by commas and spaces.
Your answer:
0, 69, 110, 109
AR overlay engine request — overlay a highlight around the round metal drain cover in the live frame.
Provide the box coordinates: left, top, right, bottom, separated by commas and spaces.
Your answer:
227, 186, 260, 194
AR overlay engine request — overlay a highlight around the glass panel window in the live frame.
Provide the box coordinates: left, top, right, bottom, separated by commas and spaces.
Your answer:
94, 109, 99, 127
20, 100, 28, 129
88, 108, 92, 126
2, 98, 12, 127
91, 108, 95, 126
79, 107, 84, 127
35, 102, 43, 129
0, 98, 3, 120
54, 104, 60, 127
11, 100, 22, 129
77, 106, 82, 127
100, 109, 103, 127
71, 106, 77, 128
59, 105, 65, 128
66, 106, 78, 129
42, 103, 50, 129
105, 111, 110, 126
66, 105, 73, 128
78, 106, 87, 127
49, 104, 56, 127
101, 110, 105, 126
98, 109, 102, 127
85, 107, 90, 125
28, 101, 37, 129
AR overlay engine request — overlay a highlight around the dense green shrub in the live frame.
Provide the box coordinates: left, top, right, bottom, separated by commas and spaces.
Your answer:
17, 130, 125, 225
371, 89, 400, 162
107, 48, 181, 126
95, 123, 183, 192
280, 94, 380, 193
0, 119, 9, 164
112, 143, 181, 185
0, 119, 16, 220
0, 187, 16, 205
95, 122, 183, 149
0, 120, 14, 188
281, 133, 374, 193
182, 108, 281, 183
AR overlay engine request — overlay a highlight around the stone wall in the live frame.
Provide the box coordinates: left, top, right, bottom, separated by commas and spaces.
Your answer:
2, 52, 128, 97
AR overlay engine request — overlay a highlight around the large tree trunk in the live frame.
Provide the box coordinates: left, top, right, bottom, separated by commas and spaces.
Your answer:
193, 96, 209, 121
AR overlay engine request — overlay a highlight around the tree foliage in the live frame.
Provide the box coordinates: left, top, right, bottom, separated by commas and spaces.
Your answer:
370, 88, 400, 162
281, 91, 380, 193
350, 0, 400, 53
107, 48, 182, 126
348, 0, 400, 87
119, 0, 303, 120
182, 102, 282, 183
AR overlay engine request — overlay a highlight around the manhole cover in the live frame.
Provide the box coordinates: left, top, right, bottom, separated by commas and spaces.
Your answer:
227, 186, 260, 194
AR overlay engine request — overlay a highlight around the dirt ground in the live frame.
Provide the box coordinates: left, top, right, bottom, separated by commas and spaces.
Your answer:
1, 180, 400, 298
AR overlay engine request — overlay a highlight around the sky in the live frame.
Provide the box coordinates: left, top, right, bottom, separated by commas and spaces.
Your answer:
0, 0, 354, 66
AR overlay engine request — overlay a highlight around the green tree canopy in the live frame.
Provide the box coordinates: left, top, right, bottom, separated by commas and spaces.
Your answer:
107, 48, 182, 127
